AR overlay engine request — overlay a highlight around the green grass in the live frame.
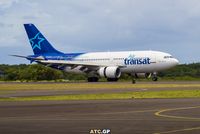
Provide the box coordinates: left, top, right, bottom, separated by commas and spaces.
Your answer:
1, 82, 200, 101
1, 90, 200, 101
1, 83, 200, 90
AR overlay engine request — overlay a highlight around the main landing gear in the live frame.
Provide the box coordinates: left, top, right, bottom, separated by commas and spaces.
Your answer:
130, 72, 158, 84
152, 72, 158, 81
87, 77, 99, 82
107, 78, 119, 82
87, 77, 119, 82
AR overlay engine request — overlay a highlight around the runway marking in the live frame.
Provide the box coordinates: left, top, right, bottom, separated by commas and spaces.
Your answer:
67, 109, 157, 116
0, 118, 154, 121
153, 126, 200, 134
154, 106, 200, 134
155, 105, 200, 121
0, 109, 158, 121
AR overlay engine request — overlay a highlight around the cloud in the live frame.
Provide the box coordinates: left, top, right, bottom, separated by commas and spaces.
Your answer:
0, 0, 200, 64
0, 0, 19, 9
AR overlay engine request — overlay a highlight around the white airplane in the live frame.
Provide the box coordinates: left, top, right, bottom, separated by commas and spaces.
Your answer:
13, 24, 179, 82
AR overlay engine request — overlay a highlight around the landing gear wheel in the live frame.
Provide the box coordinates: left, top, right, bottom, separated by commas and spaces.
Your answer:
152, 72, 158, 81
152, 77, 158, 81
107, 78, 118, 82
87, 77, 99, 82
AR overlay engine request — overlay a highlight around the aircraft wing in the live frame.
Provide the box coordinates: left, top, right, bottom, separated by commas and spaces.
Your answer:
12, 54, 125, 72
37, 60, 126, 73
39, 60, 125, 68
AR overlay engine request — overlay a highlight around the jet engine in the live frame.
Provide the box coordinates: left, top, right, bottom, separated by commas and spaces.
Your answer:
98, 66, 121, 78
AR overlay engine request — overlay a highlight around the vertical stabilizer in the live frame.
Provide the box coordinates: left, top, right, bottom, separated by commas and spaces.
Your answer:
24, 24, 63, 55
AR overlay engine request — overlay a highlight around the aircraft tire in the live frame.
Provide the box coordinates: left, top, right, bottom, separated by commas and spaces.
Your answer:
87, 77, 99, 82
152, 77, 158, 81
107, 78, 118, 82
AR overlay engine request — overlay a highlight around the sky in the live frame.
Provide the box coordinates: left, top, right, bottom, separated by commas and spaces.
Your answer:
0, 0, 200, 64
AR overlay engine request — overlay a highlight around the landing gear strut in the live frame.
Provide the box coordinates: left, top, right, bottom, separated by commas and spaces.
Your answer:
132, 78, 136, 84
130, 73, 136, 84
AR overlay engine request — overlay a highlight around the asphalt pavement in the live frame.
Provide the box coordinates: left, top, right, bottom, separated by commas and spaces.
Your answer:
0, 99, 200, 134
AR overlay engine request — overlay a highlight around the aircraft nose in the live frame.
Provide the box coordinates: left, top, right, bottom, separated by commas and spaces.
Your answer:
173, 58, 179, 66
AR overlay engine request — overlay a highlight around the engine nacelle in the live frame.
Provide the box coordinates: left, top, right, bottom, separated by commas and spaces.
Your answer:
98, 66, 121, 78
134, 73, 151, 78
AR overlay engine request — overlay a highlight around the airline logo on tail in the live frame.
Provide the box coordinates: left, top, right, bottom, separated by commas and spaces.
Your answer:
29, 32, 45, 50
24, 23, 64, 55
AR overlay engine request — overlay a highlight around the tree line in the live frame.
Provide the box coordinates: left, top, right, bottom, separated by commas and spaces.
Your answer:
0, 63, 199, 81
0, 64, 86, 81
158, 63, 200, 80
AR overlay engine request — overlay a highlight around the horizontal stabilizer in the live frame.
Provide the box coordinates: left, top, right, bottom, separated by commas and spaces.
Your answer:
10, 55, 45, 60
10, 55, 28, 58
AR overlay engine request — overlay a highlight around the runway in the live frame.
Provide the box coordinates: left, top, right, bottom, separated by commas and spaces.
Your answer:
0, 99, 200, 134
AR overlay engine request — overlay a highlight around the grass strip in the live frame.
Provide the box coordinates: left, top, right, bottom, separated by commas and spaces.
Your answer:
0, 90, 200, 101
1, 83, 200, 90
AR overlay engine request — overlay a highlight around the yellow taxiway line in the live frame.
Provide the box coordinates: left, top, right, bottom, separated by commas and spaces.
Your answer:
154, 105, 200, 134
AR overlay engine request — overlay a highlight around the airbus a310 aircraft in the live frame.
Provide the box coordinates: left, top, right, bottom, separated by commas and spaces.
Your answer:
13, 24, 179, 82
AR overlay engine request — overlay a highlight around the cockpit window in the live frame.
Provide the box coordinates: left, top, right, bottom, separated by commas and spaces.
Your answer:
164, 56, 173, 59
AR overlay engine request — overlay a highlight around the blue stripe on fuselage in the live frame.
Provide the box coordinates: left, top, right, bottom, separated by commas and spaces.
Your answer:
28, 53, 85, 61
